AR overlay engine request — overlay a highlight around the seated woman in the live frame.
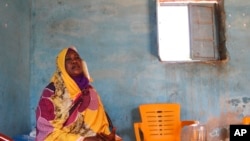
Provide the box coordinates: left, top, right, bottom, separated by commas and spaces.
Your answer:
35, 46, 122, 141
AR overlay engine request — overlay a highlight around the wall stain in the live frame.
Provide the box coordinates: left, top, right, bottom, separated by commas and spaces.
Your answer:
227, 96, 250, 117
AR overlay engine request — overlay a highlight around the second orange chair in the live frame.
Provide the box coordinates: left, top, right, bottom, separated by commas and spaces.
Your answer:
134, 103, 196, 141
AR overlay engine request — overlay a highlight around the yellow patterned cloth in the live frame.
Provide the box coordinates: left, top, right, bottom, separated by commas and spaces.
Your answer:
36, 47, 111, 141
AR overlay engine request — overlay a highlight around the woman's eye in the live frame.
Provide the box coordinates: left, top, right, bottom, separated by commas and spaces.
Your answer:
65, 58, 72, 62
65, 56, 81, 62
75, 56, 81, 60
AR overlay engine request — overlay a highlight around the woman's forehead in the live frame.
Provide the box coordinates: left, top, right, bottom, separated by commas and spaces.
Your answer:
66, 48, 79, 56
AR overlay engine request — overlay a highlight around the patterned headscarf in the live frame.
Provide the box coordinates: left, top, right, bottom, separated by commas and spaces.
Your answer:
51, 47, 80, 99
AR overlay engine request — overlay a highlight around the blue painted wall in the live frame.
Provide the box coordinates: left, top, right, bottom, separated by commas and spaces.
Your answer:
0, 0, 31, 137
1, 0, 250, 140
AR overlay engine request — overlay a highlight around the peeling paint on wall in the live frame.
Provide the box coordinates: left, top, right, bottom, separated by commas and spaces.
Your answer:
227, 97, 250, 117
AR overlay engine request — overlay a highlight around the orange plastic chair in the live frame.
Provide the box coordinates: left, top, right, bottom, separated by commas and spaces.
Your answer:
134, 103, 196, 141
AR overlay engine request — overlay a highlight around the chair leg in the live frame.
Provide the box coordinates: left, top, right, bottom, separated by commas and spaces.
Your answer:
134, 123, 141, 141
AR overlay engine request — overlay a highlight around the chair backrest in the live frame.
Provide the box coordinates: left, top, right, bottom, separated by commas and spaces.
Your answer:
139, 103, 181, 141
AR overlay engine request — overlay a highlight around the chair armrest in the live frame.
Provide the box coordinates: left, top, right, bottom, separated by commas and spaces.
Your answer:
243, 116, 250, 124
181, 120, 197, 128
134, 122, 141, 141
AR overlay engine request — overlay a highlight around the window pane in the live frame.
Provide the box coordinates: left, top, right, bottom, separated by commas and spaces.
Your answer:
157, 5, 191, 61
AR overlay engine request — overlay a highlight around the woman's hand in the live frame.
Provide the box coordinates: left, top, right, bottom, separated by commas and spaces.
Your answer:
83, 136, 100, 141
97, 127, 116, 141
83, 128, 116, 141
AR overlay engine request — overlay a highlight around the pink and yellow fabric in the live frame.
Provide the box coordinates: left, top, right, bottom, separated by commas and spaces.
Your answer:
36, 47, 111, 141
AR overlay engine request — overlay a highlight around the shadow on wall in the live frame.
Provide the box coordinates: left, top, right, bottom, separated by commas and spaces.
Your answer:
147, 0, 158, 59
116, 108, 140, 141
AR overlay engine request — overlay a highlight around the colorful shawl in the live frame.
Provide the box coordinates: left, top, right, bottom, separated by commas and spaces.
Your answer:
36, 47, 110, 141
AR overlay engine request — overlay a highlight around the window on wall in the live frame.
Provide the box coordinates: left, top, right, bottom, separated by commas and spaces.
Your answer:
156, 0, 226, 62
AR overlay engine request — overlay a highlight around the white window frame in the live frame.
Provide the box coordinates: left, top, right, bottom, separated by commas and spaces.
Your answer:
156, 0, 219, 62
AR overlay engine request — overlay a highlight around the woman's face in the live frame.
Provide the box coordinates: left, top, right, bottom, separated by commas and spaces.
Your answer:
65, 49, 83, 77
